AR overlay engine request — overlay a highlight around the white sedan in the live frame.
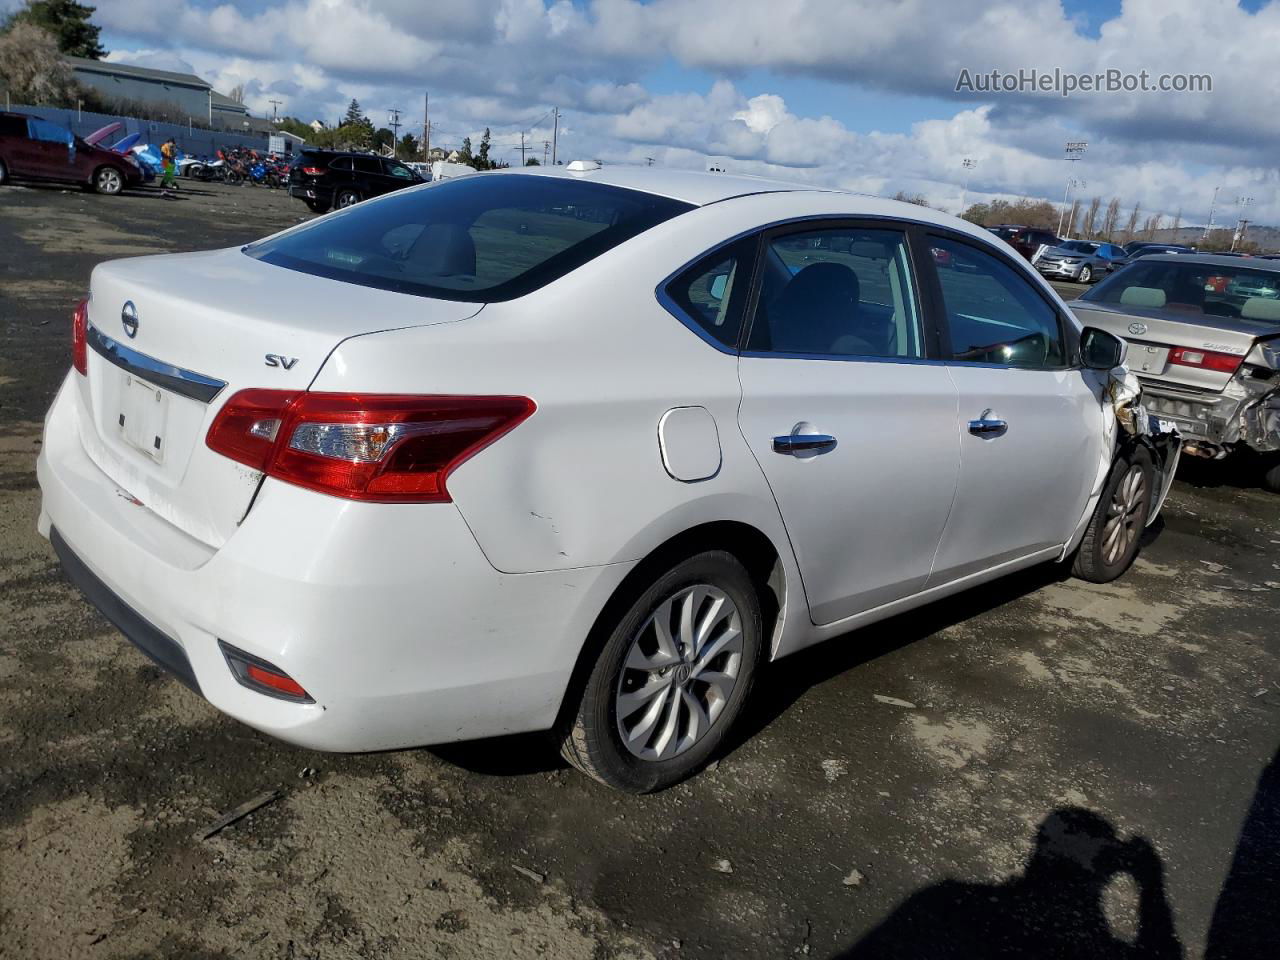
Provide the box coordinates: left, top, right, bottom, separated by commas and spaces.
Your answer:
37, 164, 1178, 792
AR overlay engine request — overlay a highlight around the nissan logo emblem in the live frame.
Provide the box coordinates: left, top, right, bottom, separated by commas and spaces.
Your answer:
121, 301, 139, 339
1128, 322, 1148, 336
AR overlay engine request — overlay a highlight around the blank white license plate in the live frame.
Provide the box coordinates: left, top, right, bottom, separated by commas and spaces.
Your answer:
119, 374, 169, 463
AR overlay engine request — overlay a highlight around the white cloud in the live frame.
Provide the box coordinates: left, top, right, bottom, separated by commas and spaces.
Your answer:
87, 0, 1280, 227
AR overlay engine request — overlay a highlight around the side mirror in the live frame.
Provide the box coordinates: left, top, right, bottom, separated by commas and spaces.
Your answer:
1080, 327, 1128, 370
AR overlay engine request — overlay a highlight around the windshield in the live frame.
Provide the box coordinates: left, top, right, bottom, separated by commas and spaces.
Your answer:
246, 174, 693, 302
1059, 241, 1098, 254
1081, 259, 1280, 322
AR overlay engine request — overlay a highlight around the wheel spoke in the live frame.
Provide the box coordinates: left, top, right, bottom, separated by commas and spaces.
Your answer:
692, 624, 742, 676
650, 599, 682, 665
693, 594, 728, 652
652, 685, 683, 758
625, 684, 671, 745
617, 674, 673, 717
681, 687, 708, 745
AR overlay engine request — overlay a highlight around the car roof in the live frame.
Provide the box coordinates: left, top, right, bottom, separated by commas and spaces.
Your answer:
486, 163, 831, 206
1141, 253, 1280, 271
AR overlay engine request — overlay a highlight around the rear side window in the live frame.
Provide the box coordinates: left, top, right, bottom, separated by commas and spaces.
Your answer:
0, 115, 26, 137
27, 118, 72, 143
353, 156, 381, 174
247, 175, 693, 302
329, 156, 352, 171
930, 236, 1066, 368
664, 237, 756, 348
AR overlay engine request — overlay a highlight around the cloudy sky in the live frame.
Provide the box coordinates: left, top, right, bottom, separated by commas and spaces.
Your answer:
13, 0, 1280, 225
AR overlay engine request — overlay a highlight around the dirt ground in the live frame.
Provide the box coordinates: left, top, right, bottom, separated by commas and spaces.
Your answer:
1, 178, 1277, 960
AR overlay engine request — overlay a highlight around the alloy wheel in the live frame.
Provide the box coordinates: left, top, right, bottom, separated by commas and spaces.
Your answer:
1102, 464, 1146, 565
97, 168, 122, 194
615, 584, 743, 761
1079, 265, 1092, 283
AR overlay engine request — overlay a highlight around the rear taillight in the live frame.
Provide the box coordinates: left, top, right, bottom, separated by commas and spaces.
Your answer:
206, 391, 535, 503
301, 166, 325, 176
1169, 346, 1243, 374
72, 298, 88, 375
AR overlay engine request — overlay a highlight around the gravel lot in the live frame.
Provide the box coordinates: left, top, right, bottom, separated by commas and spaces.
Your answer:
1, 180, 1277, 959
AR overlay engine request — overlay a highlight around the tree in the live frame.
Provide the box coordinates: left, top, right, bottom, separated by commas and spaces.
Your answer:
892, 190, 931, 207
227, 83, 245, 104
397, 132, 417, 158
275, 116, 313, 141
1123, 201, 1142, 243
373, 126, 393, 151
343, 98, 368, 127
474, 127, 492, 170
958, 197, 1058, 229
1082, 196, 1101, 238
4, 0, 105, 59
1101, 198, 1122, 240
456, 136, 474, 165
0, 22, 79, 104
1170, 208, 1182, 242
525, 157, 540, 166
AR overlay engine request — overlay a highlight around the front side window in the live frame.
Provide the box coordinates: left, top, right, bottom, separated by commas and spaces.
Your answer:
664, 237, 755, 348
931, 236, 1066, 368
247, 174, 692, 302
745, 227, 923, 358
384, 160, 415, 179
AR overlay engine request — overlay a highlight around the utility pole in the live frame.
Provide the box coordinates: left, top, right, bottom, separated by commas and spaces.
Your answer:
542, 140, 550, 166
423, 92, 430, 159
387, 108, 402, 157
551, 107, 559, 165
644, 156, 655, 166
268, 99, 281, 123
518, 131, 527, 166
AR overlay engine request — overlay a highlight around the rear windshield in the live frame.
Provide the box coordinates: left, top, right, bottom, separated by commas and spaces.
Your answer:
246, 174, 693, 302
1082, 259, 1280, 323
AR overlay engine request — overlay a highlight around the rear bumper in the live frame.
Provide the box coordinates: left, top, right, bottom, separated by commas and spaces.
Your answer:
37, 375, 632, 751
1140, 380, 1280, 455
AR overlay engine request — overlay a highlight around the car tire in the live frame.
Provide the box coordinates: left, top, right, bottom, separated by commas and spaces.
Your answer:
1079, 265, 1092, 283
1071, 445, 1154, 583
93, 166, 124, 195
558, 550, 764, 793
335, 188, 360, 208
0, 156, 8, 185
1262, 457, 1280, 494
304, 198, 332, 214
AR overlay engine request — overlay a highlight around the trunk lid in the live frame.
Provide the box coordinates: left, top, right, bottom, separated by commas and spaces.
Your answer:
1069, 300, 1280, 391
76, 247, 478, 548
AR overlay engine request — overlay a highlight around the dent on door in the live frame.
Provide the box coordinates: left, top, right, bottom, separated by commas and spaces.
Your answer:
658, 406, 722, 482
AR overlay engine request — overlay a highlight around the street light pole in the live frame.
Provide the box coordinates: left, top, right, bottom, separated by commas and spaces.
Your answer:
959, 157, 975, 212
1056, 141, 1088, 237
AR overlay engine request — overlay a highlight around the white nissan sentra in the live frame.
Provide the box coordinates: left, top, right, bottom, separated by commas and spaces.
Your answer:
37, 164, 1179, 792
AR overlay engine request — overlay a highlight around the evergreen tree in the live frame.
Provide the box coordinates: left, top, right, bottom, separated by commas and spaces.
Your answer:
5, 0, 106, 59
475, 127, 492, 170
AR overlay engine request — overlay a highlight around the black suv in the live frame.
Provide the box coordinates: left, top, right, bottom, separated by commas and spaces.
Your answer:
288, 150, 425, 213
986, 224, 1063, 261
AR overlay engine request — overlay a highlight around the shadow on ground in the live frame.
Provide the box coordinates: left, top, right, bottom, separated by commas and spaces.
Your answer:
833, 745, 1280, 959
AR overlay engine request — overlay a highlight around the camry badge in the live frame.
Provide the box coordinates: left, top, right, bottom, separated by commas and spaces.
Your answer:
1127, 322, 1147, 336
121, 301, 139, 339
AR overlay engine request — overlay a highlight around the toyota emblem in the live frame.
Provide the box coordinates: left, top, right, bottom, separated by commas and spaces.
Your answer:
1127, 321, 1147, 336
121, 301, 139, 339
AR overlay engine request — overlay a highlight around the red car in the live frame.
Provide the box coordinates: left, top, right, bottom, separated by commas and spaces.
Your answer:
0, 111, 143, 195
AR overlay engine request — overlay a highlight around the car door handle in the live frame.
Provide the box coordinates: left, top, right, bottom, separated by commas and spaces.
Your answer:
968, 410, 1008, 439
772, 434, 838, 455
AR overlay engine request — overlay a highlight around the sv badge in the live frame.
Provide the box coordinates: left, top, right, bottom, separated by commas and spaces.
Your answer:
265, 354, 299, 370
